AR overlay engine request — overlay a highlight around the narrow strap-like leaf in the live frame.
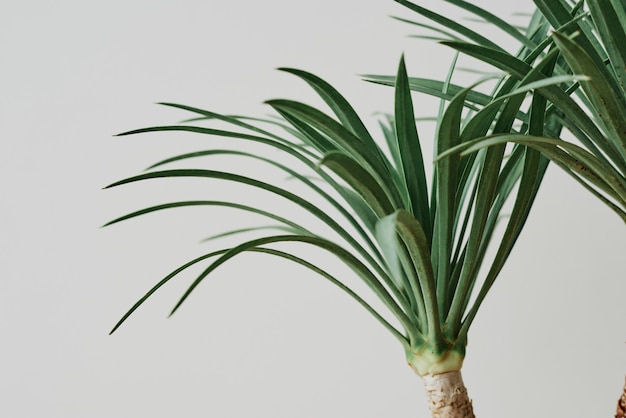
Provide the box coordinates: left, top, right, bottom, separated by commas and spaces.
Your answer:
116, 125, 318, 160
277, 68, 410, 201
434, 78, 475, 315
143, 148, 383, 257
444, 134, 626, 209
107, 169, 422, 318
394, 0, 506, 52
444, 0, 537, 49
201, 225, 300, 241
392, 16, 464, 42
363, 74, 494, 112
460, 88, 551, 337
444, 142, 505, 338
172, 234, 423, 345
320, 151, 395, 218
551, 31, 626, 171
104, 200, 309, 235
585, 0, 626, 100
104, 169, 389, 278
109, 249, 227, 334
441, 41, 617, 164
116, 126, 384, 259
277, 68, 379, 150
378, 116, 404, 178
533, 0, 614, 79
251, 247, 409, 347
156, 102, 296, 146
445, 65, 548, 327
267, 99, 405, 208
375, 214, 425, 329
392, 210, 445, 349
395, 56, 431, 241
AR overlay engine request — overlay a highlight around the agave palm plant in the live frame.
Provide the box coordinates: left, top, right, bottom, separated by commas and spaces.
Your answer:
104, 3, 590, 418
105, 66, 569, 418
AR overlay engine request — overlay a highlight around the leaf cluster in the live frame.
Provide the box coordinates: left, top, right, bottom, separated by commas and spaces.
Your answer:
104, 0, 609, 370
391, 0, 626, 222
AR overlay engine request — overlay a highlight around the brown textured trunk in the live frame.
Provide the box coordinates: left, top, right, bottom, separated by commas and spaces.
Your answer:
617, 376, 626, 418
422, 371, 475, 418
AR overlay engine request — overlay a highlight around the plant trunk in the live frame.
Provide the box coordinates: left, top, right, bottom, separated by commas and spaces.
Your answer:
617, 376, 626, 418
422, 371, 475, 418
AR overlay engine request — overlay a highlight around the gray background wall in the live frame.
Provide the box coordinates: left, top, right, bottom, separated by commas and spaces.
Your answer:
1, 1, 624, 417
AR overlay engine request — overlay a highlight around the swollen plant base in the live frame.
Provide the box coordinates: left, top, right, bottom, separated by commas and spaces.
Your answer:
405, 347, 473, 417
422, 371, 475, 418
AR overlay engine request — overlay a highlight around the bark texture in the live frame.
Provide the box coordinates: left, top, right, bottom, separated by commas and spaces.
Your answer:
423, 371, 475, 418
617, 376, 626, 418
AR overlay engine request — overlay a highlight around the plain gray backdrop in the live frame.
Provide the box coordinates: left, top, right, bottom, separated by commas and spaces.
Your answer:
1, 1, 624, 417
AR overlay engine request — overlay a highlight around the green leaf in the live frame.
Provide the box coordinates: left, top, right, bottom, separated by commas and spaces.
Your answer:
433, 76, 472, 315
104, 200, 310, 235
391, 210, 444, 349
116, 126, 383, 259
394, 56, 431, 241
392, 16, 464, 42
443, 0, 537, 50
251, 247, 409, 346
172, 234, 424, 345
441, 134, 626, 213
533, 0, 611, 73
201, 225, 300, 241
441, 40, 616, 163
266, 99, 405, 208
156, 102, 295, 146
320, 151, 395, 218
585, 0, 626, 99
444, 140, 506, 338
460, 89, 551, 337
109, 249, 227, 334
375, 213, 426, 328
363, 74, 494, 112
104, 169, 382, 271
116, 124, 318, 160
551, 31, 626, 168
277, 68, 379, 150
375, 214, 409, 292
394, 0, 507, 52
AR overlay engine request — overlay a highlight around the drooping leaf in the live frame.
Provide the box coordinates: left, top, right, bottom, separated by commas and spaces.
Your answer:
170, 234, 423, 345
394, 0, 507, 52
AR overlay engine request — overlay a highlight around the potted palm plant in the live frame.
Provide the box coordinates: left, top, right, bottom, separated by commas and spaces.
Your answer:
105, 0, 623, 416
